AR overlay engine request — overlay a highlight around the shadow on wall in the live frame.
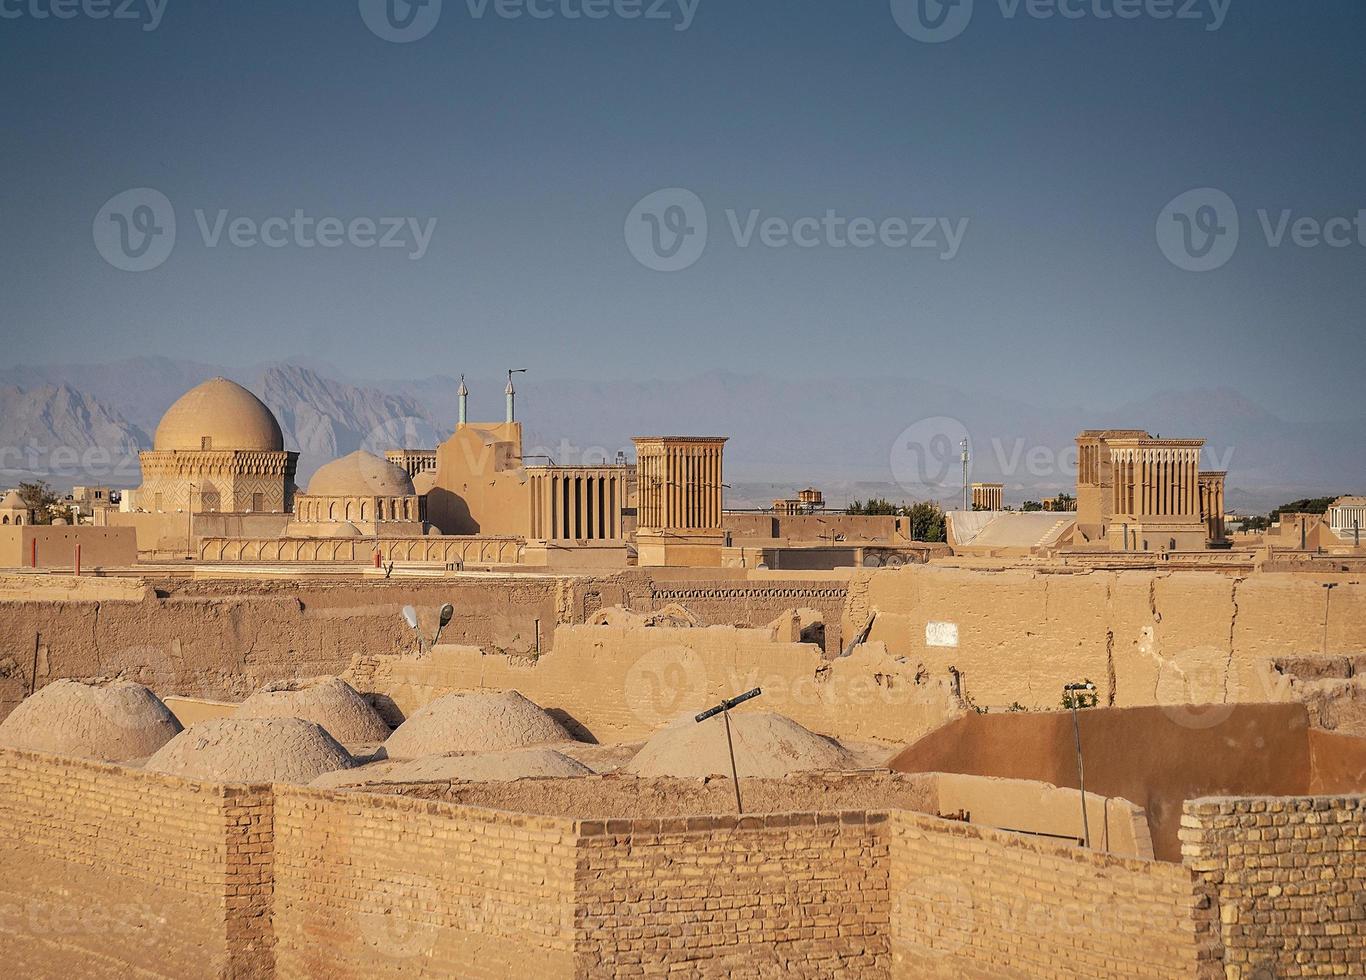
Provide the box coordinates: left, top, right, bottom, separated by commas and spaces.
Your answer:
889, 702, 1366, 862
425, 487, 477, 536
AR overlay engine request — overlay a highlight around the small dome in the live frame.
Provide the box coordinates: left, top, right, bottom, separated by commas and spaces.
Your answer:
0, 679, 182, 762
626, 711, 858, 779
154, 378, 284, 452
0, 490, 26, 509
383, 690, 574, 759
306, 451, 415, 497
144, 717, 354, 784
235, 676, 390, 745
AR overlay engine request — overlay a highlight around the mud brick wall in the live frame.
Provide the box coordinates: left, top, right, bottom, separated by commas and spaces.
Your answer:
1180, 795, 1366, 979
271, 786, 578, 979
0, 749, 273, 977
850, 566, 1366, 711
888, 810, 1209, 980
572, 811, 891, 978
346, 625, 961, 745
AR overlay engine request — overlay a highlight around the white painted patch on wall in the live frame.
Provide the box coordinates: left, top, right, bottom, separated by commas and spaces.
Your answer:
925, 622, 959, 648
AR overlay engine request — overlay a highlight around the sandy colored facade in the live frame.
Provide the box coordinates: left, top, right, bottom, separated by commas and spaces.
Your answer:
2, 745, 1361, 979
2, 562, 1364, 727
0, 525, 137, 570
970, 482, 1003, 511
633, 436, 727, 566
1075, 429, 1220, 552
127, 378, 298, 517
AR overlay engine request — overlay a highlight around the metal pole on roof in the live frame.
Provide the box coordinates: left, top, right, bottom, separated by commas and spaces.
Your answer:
696, 688, 763, 814
1064, 682, 1097, 848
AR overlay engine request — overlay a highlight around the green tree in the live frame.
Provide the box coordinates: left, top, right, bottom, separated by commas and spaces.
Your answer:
1021, 500, 1043, 512
1269, 497, 1339, 521
847, 497, 900, 516
905, 500, 946, 542
17, 481, 59, 525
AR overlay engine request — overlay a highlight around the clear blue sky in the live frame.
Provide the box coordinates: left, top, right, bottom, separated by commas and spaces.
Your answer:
1, 1, 1362, 422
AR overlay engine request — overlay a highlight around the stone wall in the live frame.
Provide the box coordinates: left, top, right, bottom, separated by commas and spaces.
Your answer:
574, 810, 890, 978
0, 747, 1356, 979
0, 574, 575, 718
272, 787, 577, 979
888, 810, 1210, 979
0, 749, 273, 977
345, 625, 962, 745
848, 566, 1366, 710
0, 570, 858, 720
1180, 794, 1366, 980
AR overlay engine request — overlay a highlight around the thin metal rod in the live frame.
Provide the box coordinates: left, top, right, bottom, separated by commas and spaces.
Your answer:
722, 708, 743, 814
1072, 704, 1091, 848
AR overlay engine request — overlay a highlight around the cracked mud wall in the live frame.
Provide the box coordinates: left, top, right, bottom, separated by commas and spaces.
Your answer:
848, 566, 1365, 711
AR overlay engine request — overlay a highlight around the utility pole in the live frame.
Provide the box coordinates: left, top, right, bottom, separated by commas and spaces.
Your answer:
960, 438, 970, 511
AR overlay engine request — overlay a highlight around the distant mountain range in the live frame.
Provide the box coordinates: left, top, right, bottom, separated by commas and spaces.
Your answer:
0, 357, 1360, 514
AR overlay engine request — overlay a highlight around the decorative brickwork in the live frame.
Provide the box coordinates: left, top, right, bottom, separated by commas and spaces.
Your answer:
1180, 794, 1366, 979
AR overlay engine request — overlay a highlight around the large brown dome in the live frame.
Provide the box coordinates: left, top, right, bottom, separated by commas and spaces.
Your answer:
153, 378, 284, 452
306, 450, 415, 497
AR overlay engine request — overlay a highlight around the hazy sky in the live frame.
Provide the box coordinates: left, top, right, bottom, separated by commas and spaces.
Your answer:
2, 1, 1362, 422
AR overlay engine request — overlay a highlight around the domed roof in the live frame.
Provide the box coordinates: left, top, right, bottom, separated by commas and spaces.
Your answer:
235, 676, 390, 745
306, 451, 415, 497
144, 717, 354, 784
0, 490, 26, 510
383, 690, 574, 759
154, 378, 284, 452
0, 679, 183, 763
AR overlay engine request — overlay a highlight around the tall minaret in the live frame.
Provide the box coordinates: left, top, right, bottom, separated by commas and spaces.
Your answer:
505, 369, 526, 423
458, 375, 468, 426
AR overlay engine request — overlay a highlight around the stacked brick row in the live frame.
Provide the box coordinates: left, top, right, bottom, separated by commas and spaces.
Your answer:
1181, 795, 1366, 979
